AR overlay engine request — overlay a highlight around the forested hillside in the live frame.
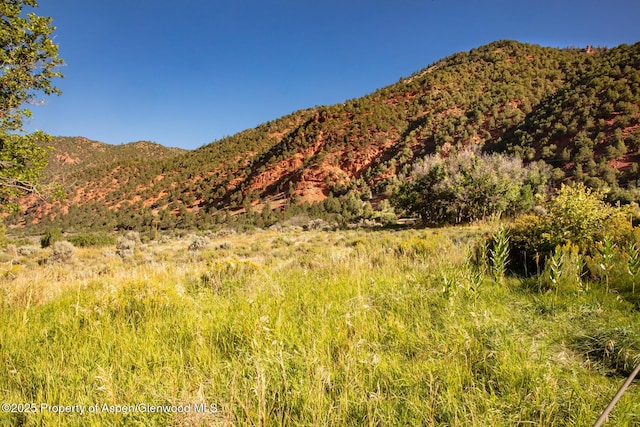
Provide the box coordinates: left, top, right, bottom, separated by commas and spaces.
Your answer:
42, 137, 186, 181
9, 40, 640, 231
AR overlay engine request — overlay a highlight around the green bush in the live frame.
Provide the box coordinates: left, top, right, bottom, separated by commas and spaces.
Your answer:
509, 183, 635, 274
68, 232, 116, 247
40, 228, 63, 248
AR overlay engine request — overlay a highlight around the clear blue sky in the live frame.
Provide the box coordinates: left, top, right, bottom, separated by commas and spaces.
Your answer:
23, 0, 640, 150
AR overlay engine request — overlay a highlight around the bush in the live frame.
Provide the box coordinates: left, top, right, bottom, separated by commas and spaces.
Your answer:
508, 214, 550, 274
17, 245, 39, 256
302, 218, 336, 231
392, 149, 549, 225
544, 184, 631, 252
41, 228, 63, 248
372, 199, 397, 226
68, 232, 116, 247
49, 241, 75, 263
188, 235, 208, 251
509, 183, 635, 274
124, 230, 142, 245
116, 234, 138, 259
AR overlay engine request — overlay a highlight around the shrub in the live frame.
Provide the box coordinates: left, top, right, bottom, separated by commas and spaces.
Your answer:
508, 214, 550, 274
372, 199, 397, 226
49, 241, 75, 263
17, 245, 39, 256
544, 184, 630, 252
116, 235, 137, 259
188, 235, 208, 251
509, 183, 635, 274
373, 210, 397, 226
392, 148, 549, 225
41, 228, 63, 248
68, 232, 116, 247
124, 230, 142, 245
303, 218, 336, 231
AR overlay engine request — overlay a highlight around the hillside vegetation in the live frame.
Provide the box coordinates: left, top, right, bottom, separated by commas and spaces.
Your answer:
8, 40, 640, 231
41, 137, 186, 182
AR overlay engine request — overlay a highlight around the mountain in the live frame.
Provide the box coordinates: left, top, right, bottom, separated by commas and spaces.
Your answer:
9, 40, 640, 231
42, 137, 186, 181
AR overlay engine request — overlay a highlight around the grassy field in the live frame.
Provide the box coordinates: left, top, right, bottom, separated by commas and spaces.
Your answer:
0, 226, 639, 426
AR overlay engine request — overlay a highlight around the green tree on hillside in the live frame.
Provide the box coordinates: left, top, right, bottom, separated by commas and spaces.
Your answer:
0, 0, 63, 210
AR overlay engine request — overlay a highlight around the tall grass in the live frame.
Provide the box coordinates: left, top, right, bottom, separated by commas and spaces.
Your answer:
0, 227, 638, 426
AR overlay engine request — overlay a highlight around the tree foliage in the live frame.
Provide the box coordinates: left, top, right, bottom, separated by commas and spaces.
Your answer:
508, 183, 636, 273
0, 0, 62, 131
0, 130, 53, 208
392, 149, 549, 225
0, 0, 62, 211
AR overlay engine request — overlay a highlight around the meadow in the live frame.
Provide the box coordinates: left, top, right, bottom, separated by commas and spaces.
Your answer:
0, 225, 639, 426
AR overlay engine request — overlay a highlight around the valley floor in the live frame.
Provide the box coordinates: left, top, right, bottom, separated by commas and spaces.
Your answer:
0, 226, 639, 426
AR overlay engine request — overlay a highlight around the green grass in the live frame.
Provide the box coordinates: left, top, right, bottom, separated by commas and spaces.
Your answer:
1, 227, 639, 426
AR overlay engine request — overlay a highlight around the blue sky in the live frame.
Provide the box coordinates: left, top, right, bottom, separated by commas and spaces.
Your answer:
23, 0, 640, 150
